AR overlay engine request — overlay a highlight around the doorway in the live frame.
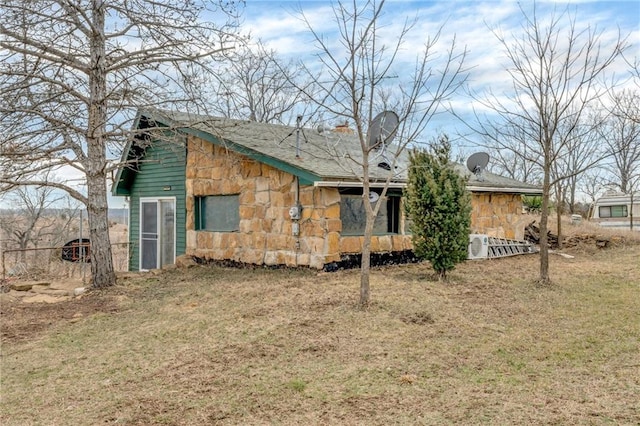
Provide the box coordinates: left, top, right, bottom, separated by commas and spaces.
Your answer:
140, 198, 176, 270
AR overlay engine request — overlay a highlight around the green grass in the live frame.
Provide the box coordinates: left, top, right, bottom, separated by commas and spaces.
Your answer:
1, 244, 639, 425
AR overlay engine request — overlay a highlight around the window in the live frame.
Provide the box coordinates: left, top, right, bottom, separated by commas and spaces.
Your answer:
599, 205, 627, 218
340, 191, 401, 235
195, 195, 240, 231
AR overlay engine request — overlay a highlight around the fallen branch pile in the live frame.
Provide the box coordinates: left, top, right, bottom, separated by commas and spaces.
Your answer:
524, 221, 620, 249
524, 221, 560, 248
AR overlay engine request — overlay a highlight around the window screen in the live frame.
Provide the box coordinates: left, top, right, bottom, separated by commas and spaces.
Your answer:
196, 195, 240, 231
340, 193, 400, 235
599, 205, 627, 218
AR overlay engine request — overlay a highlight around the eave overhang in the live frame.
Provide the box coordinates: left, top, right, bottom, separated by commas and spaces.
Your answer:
178, 126, 322, 186
466, 186, 542, 195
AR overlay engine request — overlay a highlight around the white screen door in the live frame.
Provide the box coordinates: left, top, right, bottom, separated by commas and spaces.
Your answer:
140, 199, 175, 270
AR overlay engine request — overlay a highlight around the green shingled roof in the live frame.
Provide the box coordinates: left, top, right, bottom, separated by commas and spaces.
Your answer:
113, 109, 542, 195
160, 110, 408, 183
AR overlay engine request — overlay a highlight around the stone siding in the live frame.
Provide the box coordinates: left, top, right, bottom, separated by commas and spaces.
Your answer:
185, 136, 528, 268
470, 193, 527, 240
186, 137, 354, 269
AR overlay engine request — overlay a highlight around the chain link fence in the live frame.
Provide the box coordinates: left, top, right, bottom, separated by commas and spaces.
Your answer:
1, 242, 132, 283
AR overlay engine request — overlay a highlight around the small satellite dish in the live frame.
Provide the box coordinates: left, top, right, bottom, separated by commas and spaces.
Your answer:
368, 191, 380, 203
367, 111, 399, 148
377, 162, 391, 171
466, 152, 490, 181
316, 123, 331, 133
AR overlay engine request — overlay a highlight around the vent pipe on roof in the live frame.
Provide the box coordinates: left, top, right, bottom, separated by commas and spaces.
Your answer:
295, 115, 302, 159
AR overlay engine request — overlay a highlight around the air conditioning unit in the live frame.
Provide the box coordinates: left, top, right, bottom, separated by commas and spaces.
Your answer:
468, 234, 489, 260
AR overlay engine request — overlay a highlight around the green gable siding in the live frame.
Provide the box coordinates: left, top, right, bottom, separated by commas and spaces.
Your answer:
127, 138, 186, 271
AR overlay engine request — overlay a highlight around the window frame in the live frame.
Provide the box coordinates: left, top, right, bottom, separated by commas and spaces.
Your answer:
194, 194, 240, 232
339, 189, 401, 236
599, 205, 627, 218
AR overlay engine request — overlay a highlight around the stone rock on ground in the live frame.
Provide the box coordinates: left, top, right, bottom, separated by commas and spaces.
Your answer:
9, 282, 35, 291
175, 255, 197, 268
23, 294, 71, 304
9, 281, 50, 291
49, 280, 85, 291
30, 285, 73, 296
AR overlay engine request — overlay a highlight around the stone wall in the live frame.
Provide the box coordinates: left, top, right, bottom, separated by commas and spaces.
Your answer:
336, 192, 414, 256
184, 137, 528, 268
470, 192, 527, 240
299, 188, 414, 264
185, 137, 350, 269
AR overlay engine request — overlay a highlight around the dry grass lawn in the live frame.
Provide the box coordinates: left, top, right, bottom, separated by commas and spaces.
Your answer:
1, 228, 639, 425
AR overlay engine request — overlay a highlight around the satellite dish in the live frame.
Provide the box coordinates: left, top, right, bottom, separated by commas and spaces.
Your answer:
466, 152, 490, 181
377, 162, 391, 171
368, 191, 380, 203
316, 123, 331, 133
367, 111, 399, 148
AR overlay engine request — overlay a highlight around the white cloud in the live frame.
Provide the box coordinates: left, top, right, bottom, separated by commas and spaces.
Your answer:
242, 3, 336, 54
236, 0, 637, 150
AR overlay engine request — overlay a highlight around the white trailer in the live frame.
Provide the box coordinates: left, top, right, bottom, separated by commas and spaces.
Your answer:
589, 192, 640, 230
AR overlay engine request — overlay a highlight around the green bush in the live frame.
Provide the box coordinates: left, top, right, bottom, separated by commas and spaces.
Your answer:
404, 135, 472, 280
523, 195, 542, 213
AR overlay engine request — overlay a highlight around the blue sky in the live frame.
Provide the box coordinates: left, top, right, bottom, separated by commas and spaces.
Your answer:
241, 1, 638, 96
238, 1, 638, 142
105, 0, 639, 207
242, 1, 639, 59
242, 3, 637, 156
1, 2, 634, 209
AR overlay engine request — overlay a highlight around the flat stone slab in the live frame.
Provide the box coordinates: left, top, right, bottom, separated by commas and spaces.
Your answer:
22, 294, 71, 304
9, 283, 34, 291
9, 281, 50, 292
30, 286, 72, 296
49, 280, 85, 291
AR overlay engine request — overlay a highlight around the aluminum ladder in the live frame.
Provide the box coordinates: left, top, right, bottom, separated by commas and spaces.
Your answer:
487, 237, 535, 258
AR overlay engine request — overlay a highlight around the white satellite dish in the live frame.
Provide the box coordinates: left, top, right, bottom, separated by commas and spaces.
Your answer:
368, 191, 380, 203
466, 152, 490, 181
367, 111, 399, 148
316, 123, 332, 133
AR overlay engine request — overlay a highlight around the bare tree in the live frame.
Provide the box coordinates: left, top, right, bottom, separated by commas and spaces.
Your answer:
579, 167, 607, 206
297, 0, 467, 306
0, 185, 76, 263
0, 1, 240, 287
471, 4, 626, 284
482, 119, 543, 184
625, 54, 640, 96
560, 126, 603, 214
551, 112, 608, 246
598, 89, 640, 193
207, 40, 311, 125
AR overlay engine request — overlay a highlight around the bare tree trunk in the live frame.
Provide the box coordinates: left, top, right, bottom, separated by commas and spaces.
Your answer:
539, 163, 551, 285
87, 177, 115, 287
293, 0, 467, 305
631, 191, 635, 231
18, 237, 27, 264
0, 1, 240, 288
359, 216, 375, 308
87, 0, 116, 288
556, 185, 564, 250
